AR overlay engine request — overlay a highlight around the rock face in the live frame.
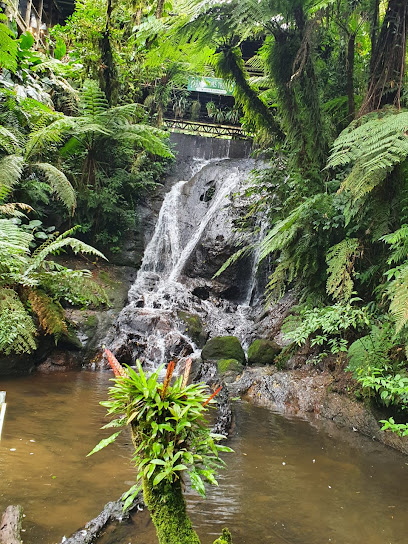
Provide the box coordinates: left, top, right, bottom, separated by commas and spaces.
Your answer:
202, 336, 246, 365
229, 366, 408, 455
247, 339, 281, 365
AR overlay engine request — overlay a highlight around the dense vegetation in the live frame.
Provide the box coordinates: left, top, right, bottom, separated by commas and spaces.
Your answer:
1, 0, 408, 431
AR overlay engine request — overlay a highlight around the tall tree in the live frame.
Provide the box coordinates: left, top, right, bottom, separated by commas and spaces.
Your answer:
360, 0, 408, 114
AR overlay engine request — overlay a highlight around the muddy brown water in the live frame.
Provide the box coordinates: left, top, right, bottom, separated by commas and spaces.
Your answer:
1, 372, 408, 544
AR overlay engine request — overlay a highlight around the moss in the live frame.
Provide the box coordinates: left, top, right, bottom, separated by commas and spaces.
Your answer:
247, 339, 281, 366
213, 528, 233, 544
142, 477, 201, 544
202, 336, 246, 364
217, 359, 243, 374
84, 314, 98, 328
178, 310, 208, 348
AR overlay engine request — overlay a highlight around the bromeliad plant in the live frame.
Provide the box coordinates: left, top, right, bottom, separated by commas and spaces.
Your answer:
90, 350, 233, 544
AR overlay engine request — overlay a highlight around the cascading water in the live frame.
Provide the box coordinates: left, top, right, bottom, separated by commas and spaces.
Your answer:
109, 142, 264, 370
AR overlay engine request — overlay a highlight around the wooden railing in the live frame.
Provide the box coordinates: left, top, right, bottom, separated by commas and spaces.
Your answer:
163, 118, 250, 139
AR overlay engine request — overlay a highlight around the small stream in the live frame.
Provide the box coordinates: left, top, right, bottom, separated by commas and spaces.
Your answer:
1, 372, 408, 544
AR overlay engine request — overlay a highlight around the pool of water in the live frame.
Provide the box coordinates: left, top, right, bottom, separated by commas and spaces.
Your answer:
1, 372, 408, 544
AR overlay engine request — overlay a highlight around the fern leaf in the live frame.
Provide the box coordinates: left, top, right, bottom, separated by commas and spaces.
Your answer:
24, 231, 106, 277
0, 218, 32, 256
326, 238, 361, 301
0, 288, 37, 355
28, 289, 68, 338
0, 154, 24, 202
0, 14, 18, 72
0, 125, 20, 154
34, 162, 76, 214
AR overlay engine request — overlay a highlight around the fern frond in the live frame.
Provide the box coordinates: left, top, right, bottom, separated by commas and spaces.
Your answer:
117, 124, 173, 157
28, 289, 68, 338
326, 238, 361, 301
34, 162, 76, 214
24, 231, 106, 276
386, 264, 408, 333
213, 245, 254, 279
80, 80, 109, 119
0, 202, 32, 217
0, 14, 18, 72
327, 109, 408, 205
0, 288, 37, 355
24, 115, 77, 160
0, 154, 24, 201
0, 218, 31, 256
0, 125, 21, 153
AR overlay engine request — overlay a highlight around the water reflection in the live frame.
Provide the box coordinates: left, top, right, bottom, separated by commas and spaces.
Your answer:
1, 373, 408, 544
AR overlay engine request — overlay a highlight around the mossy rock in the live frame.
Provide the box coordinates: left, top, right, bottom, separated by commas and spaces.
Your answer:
202, 336, 245, 364
217, 358, 243, 374
177, 310, 208, 348
247, 338, 281, 366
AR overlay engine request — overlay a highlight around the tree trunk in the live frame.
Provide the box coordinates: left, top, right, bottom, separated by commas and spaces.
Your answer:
156, 0, 165, 18
99, 0, 118, 105
359, 0, 408, 115
346, 32, 356, 119
142, 477, 201, 544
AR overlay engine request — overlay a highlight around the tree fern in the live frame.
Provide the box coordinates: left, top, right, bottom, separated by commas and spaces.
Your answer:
0, 288, 37, 355
327, 109, 408, 205
326, 238, 361, 301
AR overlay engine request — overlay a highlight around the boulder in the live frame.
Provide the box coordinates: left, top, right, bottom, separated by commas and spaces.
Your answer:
247, 339, 281, 366
202, 336, 245, 365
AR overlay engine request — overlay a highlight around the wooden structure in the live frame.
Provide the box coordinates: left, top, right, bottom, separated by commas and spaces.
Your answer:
163, 118, 248, 139
8, 0, 74, 44
0, 391, 6, 440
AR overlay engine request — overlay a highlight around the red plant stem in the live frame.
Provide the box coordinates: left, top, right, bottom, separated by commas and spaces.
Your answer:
104, 348, 127, 378
202, 385, 222, 407
161, 360, 175, 399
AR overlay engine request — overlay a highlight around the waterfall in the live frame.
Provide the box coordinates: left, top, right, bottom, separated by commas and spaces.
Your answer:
111, 145, 262, 369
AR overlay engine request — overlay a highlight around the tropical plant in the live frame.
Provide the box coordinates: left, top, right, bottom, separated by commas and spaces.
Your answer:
0, 219, 108, 355
90, 350, 233, 544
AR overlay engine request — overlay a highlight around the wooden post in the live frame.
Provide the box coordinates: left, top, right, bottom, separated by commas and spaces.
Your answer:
25, 0, 32, 28
0, 505, 23, 544
0, 392, 6, 440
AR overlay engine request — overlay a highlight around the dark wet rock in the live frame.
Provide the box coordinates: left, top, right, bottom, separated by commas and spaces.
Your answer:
202, 336, 246, 365
247, 339, 281, 366
191, 286, 210, 300
177, 310, 208, 348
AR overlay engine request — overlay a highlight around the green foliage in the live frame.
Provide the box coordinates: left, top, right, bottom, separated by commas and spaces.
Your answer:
0, 14, 18, 71
327, 109, 408, 217
0, 217, 108, 354
92, 360, 232, 498
283, 301, 370, 356
326, 238, 361, 301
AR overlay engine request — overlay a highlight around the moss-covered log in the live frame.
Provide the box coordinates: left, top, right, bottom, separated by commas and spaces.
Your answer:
142, 477, 200, 544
